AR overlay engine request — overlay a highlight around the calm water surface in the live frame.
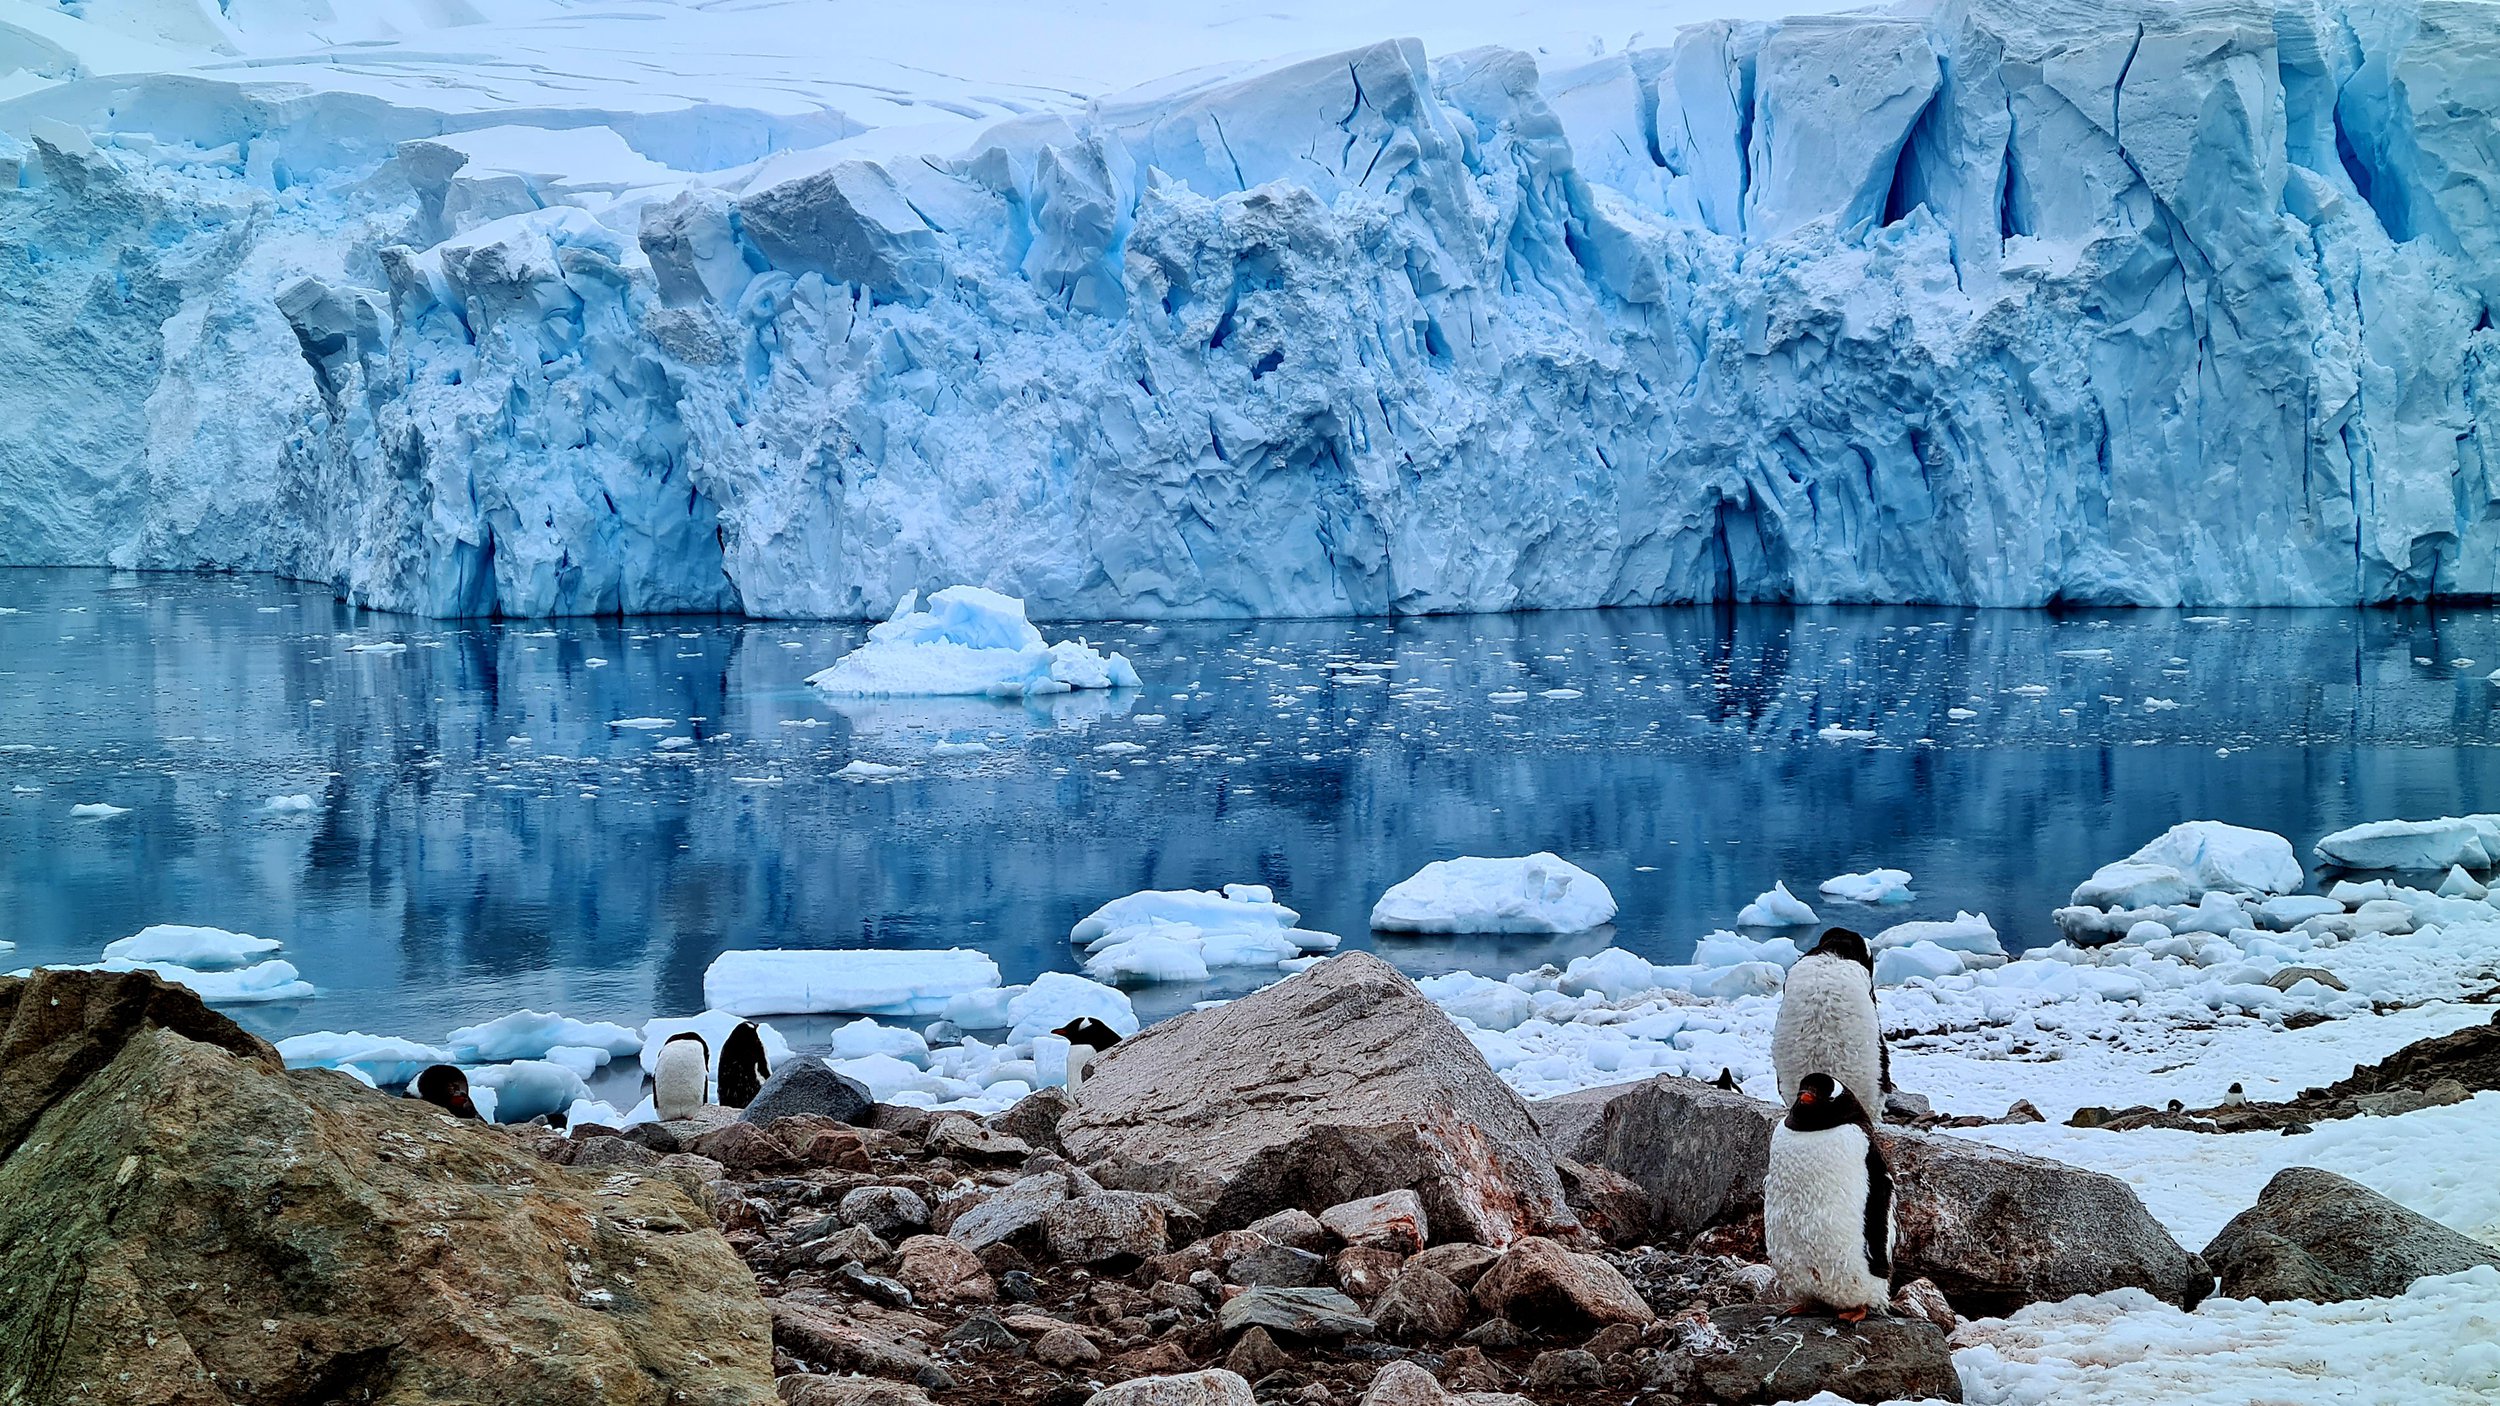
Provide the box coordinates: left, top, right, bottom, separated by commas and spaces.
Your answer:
8, 568, 2500, 1048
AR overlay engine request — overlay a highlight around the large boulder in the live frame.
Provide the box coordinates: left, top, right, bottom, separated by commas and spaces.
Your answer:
1058, 953, 1574, 1245
1659, 1304, 1961, 1403
741, 1059, 874, 1126
1551, 1075, 2207, 1313
0, 970, 776, 1405
2201, 1167, 2500, 1303
1470, 1236, 1655, 1331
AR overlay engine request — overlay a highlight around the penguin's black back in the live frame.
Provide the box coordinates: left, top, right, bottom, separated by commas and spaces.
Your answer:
1055, 1017, 1122, 1052
1807, 927, 1873, 970
718, 1021, 770, 1108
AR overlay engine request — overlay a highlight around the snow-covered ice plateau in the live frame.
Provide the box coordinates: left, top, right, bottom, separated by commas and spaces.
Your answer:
11, 0, 2500, 615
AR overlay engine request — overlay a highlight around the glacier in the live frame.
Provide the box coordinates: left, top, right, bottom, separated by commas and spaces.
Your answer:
5, 0, 2500, 616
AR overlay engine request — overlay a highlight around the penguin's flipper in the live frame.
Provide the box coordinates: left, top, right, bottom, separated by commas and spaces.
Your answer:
1862, 1135, 1894, 1282
1878, 1029, 1894, 1095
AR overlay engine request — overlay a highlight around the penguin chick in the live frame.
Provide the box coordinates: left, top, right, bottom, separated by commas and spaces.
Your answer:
414, 1064, 481, 1120
1765, 1072, 1893, 1321
654, 1031, 710, 1121
1773, 928, 1888, 1106
717, 1021, 771, 1109
2221, 1082, 2247, 1107
1055, 1017, 1122, 1096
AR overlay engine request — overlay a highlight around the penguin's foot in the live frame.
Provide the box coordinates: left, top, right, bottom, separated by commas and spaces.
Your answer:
1836, 1307, 1869, 1323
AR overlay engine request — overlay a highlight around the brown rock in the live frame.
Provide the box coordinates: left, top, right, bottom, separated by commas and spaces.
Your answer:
572, 1132, 665, 1168
1522, 1349, 1604, 1391
1372, 1267, 1469, 1343
1357, 1361, 1446, 1406
1892, 1277, 1958, 1330
1404, 1243, 1499, 1289
0, 972, 776, 1406
771, 1301, 951, 1389
795, 1224, 894, 1271
692, 1120, 801, 1172
1046, 1189, 1172, 1265
1439, 1343, 1514, 1391
1245, 1207, 1334, 1252
1554, 1158, 1650, 1247
1334, 1246, 1407, 1298
992, 1086, 1075, 1155
1471, 1237, 1655, 1331
842, 1184, 934, 1239
1319, 1190, 1429, 1253
1664, 1303, 1961, 1403
1541, 1075, 1776, 1239
895, 1233, 998, 1303
928, 1117, 1032, 1162
1224, 1324, 1295, 1380
776, 1375, 934, 1406
1037, 1325, 1105, 1367
1058, 954, 1575, 1246
1082, 1370, 1259, 1406
2201, 1166, 2500, 1303
946, 1169, 1074, 1248
1226, 1240, 1332, 1288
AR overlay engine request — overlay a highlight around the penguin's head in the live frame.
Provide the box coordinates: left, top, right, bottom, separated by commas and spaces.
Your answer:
414, 1064, 480, 1120
1054, 1017, 1122, 1052
1784, 1072, 1872, 1132
1807, 928, 1874, 970
722, 1021, 767, 1065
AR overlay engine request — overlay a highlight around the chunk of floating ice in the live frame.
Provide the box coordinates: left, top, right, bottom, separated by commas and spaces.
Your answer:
27, 957, 313, 1003
1820, 868, 1915, 904
609, 717, 673, 729
342, 641, 406, 654
463, 1060, 591, 1123
636, 1012, 797, 1078
2071, 861, 2196, 910
2314, 815, 2500, 872
1417, 971, 1537, 1031
807, 586, 1140, 698
1695, 930, 1804, 969
444, 1010, 641, 1063
276, 1031, 453, 1085
1071, 886, 1337, 983
828, 1016, 932, 1064
1874, 911, 2004, 959
837, 759, 909, 781
1371, 854, 1617, 934
1736, 880, 1820, 928
701, 947, 1002, 1017
2119, 821, 2302, 897
262, 793, 317, 814
102, 924, 281, 970
831, 1051, 945, 1102
562, 1097, 628, 1130
2437, 865, 2489, 900
69, 802, 130, 819
1816, 724, 1878, 741
1874, 940, 1969, 985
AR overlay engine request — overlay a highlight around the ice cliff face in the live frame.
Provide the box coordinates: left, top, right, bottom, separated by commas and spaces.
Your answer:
6, 0, 2500, 616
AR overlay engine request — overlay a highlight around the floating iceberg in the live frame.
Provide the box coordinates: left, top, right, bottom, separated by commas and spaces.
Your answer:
101, 924, 281, 970
444, 1010, 643, 1064
276, 1031, 454, 1086
2314, 817, 2500, 873
808, 588, 1140, 698
68, 803, 130, 819
1371, 854, 1617, 934
1820, 869, 1914, 904
463, 1059, 592, 1124
1071, 884, 1337, 983
1872, 911, 2004, 960
1735, 881, 1820, 928
21, 957, 314, 1004
2120, 822, 2303, 897
701, 947, 1001, 1017
827, 1016, 932, 1064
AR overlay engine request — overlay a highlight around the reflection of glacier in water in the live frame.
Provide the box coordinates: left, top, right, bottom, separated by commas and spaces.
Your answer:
10, 566, 2500, 1046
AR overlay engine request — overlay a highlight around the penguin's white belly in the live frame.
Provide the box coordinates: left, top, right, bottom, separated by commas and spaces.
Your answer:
1066, 1044, 1095, 1096
654, 1044, 709, 1120
1765, 1122, 1891, 1312
1772, 957, 1884, 1105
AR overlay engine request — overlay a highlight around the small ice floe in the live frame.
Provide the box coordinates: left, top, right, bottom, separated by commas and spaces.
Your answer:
26, 958, 313, 1003
837, 760, 909, 781
102, 924, 281, 969
1541, 688, 1584, 700
262, 793, 317, 814
2314, 815, 2499, 872
461, 1060, 591, 1124
69, 802, 130, 819
1820, 868, 1915, 904
1816, 724, 1879, 741
1371, 854, 1617, 934
2071, 821, 2302, 908
444, 1010, 641, 1064
1069, 884, 1339, 983
1871, 912, 2005, 984
1736, 881, 1820, 927
2436, 865, 2489, 900
1946, 707, 1979, 720
2143, 697, 2181, 710
608, 717, 673, 730
276, 1031, 454, 1085
931, 740, 991, 757
655, 736, 695, 750
807, 587, 1140, 698
702, 947, 1001, 1017
1488, 690, 1530, 704
584, 657, 609, 668
2008, 684, 2052, 697
343, 641, 407, 654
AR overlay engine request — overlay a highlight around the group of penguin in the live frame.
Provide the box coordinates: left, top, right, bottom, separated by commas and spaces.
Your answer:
1764, 926, 1900, 1321
409, 1015, 1128, 1126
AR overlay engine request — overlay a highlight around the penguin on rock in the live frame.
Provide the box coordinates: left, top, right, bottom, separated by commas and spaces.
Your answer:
1765, 1072, 1894, 1321
717, 1021, 771, 1108
1772, 928, 1889, 1109
654, 1031, 710, 1120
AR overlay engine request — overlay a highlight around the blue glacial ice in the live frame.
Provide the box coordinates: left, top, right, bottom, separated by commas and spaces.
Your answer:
6, 0, 2500, 614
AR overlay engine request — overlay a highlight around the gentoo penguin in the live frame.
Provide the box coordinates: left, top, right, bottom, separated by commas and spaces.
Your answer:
1713, 1068, 1741, 1092
1772, 928, 1888, 1107
1054, 1017, 1122, 1096
717, 1022, 771, 1108
1765, 1073, 1893, 1320
414, 1064, 481, 1120
2221, 1082, 2247, 1107
654, 1031, 710, 1121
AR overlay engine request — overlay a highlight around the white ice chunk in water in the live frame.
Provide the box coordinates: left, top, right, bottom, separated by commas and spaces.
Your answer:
2120, 821, 2302, 897
69, 802, 130, 819
1371, 854, 1617, 934
1417, 971, 1537, 1031
808, 587, 1140, 698
262, 793, 318, 813
1820, 868, 1915, 904
102, 924, 281, 970
837, 760, 909, 781
827, 1016, 932, 1064
444, 1009, 642, 1062
1873, 911, 2003, 960
1874, 940, 1970, 985
276, 1031, 453, 1085
701, 947, 1001, 1017
2314, 816, 2499, 872
1736, 880, 1820, 928
463, 1059, 591, 1123
28, 957, 314, 1003
2071, 861, 2196, 910
1072, 885, 1335, 982
2437, 865, 2489, 900
1006, 971, 1139, 1043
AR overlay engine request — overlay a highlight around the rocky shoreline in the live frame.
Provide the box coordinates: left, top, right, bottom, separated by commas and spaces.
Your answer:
5, 954, 2494, 1405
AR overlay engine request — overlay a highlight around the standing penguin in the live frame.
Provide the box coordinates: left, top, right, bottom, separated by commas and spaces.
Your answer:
717, 1022, 771, 1108
654, 1031, 710, 1121
414, 1064, 481, 1120
1765, 1073, 1893, 1320
1054, 1017, 1122, 1096
1772, 928, 1888, 1107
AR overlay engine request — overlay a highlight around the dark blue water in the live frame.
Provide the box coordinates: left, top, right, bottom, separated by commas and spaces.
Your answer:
9, 567, 2500, 1048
